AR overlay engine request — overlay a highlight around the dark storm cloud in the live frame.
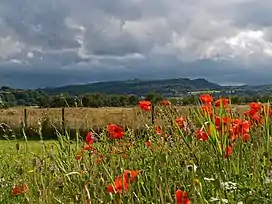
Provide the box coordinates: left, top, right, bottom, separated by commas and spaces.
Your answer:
232, 1, 272, 28
0, 0, 79, 50
0, 0, 272, 88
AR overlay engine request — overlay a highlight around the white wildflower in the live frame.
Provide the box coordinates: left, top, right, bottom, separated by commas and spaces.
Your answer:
186, 164, 197, 172
204, 177, 215, 182
221, 181, 237, 191
210, 197, 229, 203
0, 177, 8, 188
265, 170, 272, 184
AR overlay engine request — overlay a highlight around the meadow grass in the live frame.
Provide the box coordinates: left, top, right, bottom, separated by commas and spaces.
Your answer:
0, 100, 271, 203
0, 140, 56, 153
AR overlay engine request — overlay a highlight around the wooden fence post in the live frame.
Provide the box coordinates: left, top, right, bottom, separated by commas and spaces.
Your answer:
24, 108, 28, 130
151, 105, 155, 125
62, 107, 65, 134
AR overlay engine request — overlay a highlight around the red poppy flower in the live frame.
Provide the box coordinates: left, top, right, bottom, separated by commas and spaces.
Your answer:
123, 170, 141, 183
106, 170, 141, 194
215, 98, 229, 107
215, 116, 230, 130
161, 100, 171, 106
145, 140, 151, 147
75, 154, 82, 160
195, 128, 209, 141
81, 145, 94, 152
155, 126, 166, 137
107, 124, 124, 139
224, 146, 233, 158
242, 133, 250, 141
21, 184, 28, 192
215, 116, 221, 128
175, 189, 191, 204
200, 94, 213, 104
242, 121, 250, 133
95, 154, 103, 164
86, 132, 95, 144
249, 108, 258, 116
12, 186, 22, 196
176, 116, 187, 129
232, 119, 250, 135
249, 102, 262, 111
229, 134, 238, 143
106, 175, 129, 194
12, 184, 28, 196
138, 100, 151, 111
252, 114, 262, 124
201, 104, 214, 117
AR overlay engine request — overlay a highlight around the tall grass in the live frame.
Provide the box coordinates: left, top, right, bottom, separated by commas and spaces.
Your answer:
0, 97, 272, 203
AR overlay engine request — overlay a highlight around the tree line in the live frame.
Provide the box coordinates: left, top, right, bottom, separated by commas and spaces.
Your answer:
0, 86, 272, 108
0, 87, 141, 108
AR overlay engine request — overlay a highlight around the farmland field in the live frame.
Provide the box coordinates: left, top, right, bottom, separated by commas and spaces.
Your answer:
0, 107, 149, 129
0, 99, 271, 203
0, 105, 249, 129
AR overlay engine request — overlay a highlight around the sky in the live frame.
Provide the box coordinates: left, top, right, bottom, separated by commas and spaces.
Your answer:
0, 0, 272, 88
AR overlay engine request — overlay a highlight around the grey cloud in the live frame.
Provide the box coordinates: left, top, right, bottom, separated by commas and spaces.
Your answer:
0, 0, 78, 50
232, 1, 272, 28
0, 0, 272, 88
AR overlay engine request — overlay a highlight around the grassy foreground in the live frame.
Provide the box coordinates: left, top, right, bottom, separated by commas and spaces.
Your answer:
1, 96, 272, 203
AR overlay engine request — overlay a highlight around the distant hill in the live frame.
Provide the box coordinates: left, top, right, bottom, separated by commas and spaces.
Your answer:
41, 78, 222, 96
2, 77, 272, 99
1, 78, 272, 108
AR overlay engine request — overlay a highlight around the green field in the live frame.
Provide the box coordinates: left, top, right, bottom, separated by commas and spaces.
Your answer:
0, 140, 56, 154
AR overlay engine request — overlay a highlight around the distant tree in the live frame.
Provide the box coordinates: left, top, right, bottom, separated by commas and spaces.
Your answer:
17, 99, 27, 106
181, 95, 198, 105
229, 96, 239, 104
146, 91, 163, 105
50, 95, 66, 107
0, 96, 4, 108
128, 95, 139, 106
2, 92, 17, 107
